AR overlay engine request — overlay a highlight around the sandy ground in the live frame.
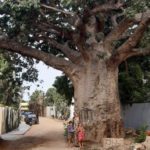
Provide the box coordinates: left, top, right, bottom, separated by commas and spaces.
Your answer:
0, 117, 78, 150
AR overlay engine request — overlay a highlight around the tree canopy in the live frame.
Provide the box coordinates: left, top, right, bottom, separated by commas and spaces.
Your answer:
0, 0, 149, 75
0, 0, 149, 106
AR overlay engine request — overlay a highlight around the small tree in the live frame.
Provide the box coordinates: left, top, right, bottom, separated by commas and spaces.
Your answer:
45, 88, 69, 118
29, 90, 45, 116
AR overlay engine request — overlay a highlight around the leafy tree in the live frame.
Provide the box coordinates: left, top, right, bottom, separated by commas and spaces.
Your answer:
0, 0, 150, 144
45, 88, 68, 117
119, 56, 150, 103
30, 90, 44, 103
0, 50, 39, 108
53, 74, 74, 105
0, 52, 22, 108
29, 89, 44, 116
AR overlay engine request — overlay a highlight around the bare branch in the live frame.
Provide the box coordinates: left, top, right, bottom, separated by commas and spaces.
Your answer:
0, 39, 74, 73
111, 15, 118, 27
104, 10, 150, 53
91, 2, 124, 14
126, 47, 150, 58
115, 47, 150, 64
104, 18, 133, 51
41, 4, 74, 16
111, 13, 124, 27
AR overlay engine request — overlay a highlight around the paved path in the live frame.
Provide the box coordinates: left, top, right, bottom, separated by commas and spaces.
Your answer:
0, 117, 78, 150
1, 122, 30, 140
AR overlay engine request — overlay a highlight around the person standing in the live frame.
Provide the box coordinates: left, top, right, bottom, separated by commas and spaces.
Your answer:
77, 123, 85, 149
67, 121, 74, 147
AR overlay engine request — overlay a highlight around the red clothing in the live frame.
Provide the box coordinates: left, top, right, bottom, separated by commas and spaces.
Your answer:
78, 130, 85, 141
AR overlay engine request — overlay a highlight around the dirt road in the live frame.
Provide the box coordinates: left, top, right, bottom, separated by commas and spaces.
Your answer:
0, 117, 77, 150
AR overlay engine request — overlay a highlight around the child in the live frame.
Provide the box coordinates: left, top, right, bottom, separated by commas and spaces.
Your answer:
63, 122, 68, 142
67, 121, 74, 147
77, 123, 85, 149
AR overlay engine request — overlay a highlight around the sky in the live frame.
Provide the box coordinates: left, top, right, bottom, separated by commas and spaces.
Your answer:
23, 61, 62, 101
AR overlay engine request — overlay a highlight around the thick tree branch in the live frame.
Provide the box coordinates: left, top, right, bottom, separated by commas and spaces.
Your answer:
104, 18, 134, 52
0, 39, 74, 73
116, 47, 150, 63
126, 47, 150, 58
46, 38, 80, 63
104, 10, 150, 53
35, 22, 73, 40
34, 35, 80, 63
117, 16, 150, 56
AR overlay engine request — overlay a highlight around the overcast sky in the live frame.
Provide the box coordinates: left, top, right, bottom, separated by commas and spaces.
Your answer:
23, 61, 62, 101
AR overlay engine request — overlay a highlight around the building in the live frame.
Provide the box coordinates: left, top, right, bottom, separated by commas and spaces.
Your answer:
20, 102, 29, 112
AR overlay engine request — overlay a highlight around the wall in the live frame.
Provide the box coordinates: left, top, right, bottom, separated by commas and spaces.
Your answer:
122, 103, 150, 129
20, 102, 29, 111
45, 106, 56, 118
0, 107, 19, 134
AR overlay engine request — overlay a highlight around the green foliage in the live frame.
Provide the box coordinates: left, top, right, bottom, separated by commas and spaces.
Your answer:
53, 75, 74, 105
126, 0, 150, 17
0, 0, 149, 107
44, 88, 55, 106
140, 26, 150, 48
30, 90, 44, 102
0, 50, 39, 108
0, 52, 21, 108
0, 0, 40, 42
45, 87, 68, 116
0, 0, 149, 52
135, 125, 148, 143
119, 56, 150, 103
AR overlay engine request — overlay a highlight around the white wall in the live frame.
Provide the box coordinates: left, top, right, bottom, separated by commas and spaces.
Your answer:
0, 107, 19, 134
45, 106, 56, 118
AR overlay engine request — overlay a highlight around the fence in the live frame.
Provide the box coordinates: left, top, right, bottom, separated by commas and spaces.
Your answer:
0, 106, 19, 134
122, 103, 150, 129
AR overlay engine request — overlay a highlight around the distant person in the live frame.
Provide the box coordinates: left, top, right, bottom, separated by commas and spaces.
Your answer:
67, 121, 74, 147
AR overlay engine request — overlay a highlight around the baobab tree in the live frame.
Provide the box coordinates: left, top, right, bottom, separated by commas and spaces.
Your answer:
0, 0, 149, 144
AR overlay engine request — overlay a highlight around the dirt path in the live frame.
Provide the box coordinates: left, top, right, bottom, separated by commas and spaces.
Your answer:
0, 117, 78, 150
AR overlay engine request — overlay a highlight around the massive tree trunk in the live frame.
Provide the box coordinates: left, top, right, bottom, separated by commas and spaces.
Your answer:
72, 60, 124, 144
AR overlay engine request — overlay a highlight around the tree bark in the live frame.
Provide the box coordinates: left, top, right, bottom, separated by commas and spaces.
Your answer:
72, 60, 124, 144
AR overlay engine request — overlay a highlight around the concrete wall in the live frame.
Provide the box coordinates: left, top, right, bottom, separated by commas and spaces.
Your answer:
0, 107, 19, 134
122, 103, 150, 129
45, 106, 56, 118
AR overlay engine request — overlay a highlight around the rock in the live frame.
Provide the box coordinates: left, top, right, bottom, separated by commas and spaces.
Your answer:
142, 136, 150, 149
125, 128, 137, 136
103, 138, 124, 150
130, 143, 146, 150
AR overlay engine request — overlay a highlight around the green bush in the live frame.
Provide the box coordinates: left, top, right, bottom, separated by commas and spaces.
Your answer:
135, 125, 148, 143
